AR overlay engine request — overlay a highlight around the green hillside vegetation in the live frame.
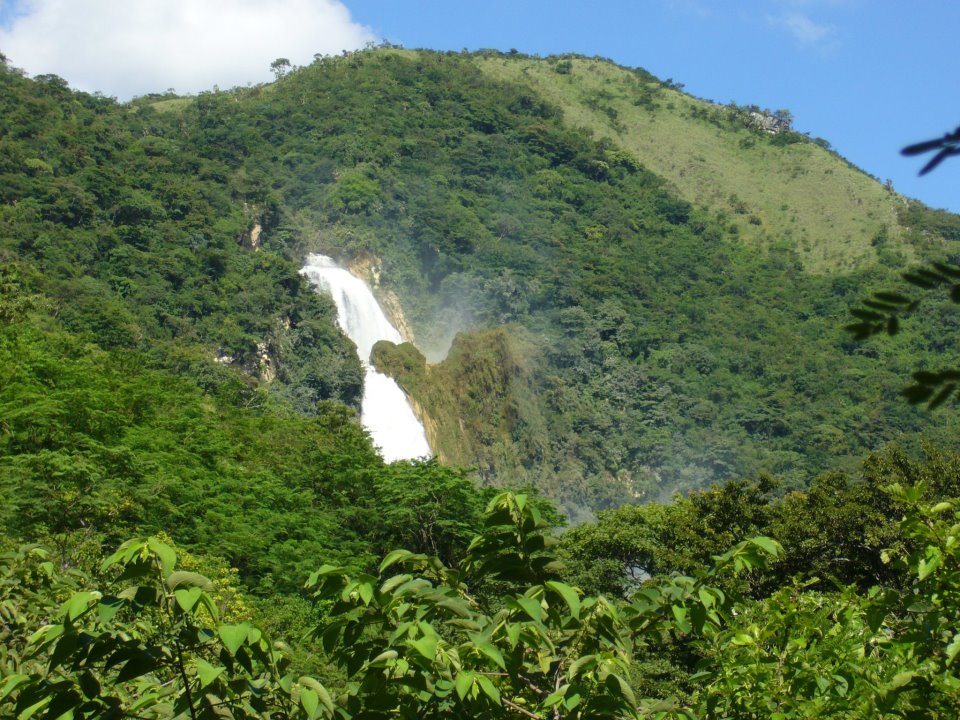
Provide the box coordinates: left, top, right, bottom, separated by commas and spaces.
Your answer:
4, 42, 960, 719
0, 54, 497, 596
371, 328, 549, 484
231, 48, 956, 514
4, 48, 960, 518
475, 53, 912, 272
0, 288, 493, 594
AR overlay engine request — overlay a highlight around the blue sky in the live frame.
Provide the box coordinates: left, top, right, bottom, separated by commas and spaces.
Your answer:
1, 0, 957, 213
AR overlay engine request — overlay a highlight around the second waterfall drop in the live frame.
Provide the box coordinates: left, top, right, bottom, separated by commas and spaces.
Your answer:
300, 254, 431, 462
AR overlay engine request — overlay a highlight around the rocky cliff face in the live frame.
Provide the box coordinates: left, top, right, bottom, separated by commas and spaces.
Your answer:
371, 327, 554, 490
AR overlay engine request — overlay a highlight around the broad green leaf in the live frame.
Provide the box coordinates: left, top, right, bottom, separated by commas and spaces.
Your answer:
543, 687, 567, 707
0, 674, 28, 700
474, 640, 506, 670
101, 541, 141, 572
515, 595, 542, 622
948, 633, 960, 666
476, 675, 501, 705
689, 602, 707, 633
78, 671, 100, 700
61, 591, 96, 621
49, 632, 79, 671
918, 548, 942, 580
455, 670, 475, 700
411, 635, 437, 661
749, 536, 781, 557
379, 549, 414, 574
147, 537, 177, 577
545, 581, 580, 619
174, 587, 203, 613
888, 671, 917, 691
609, 673, 636, 705
698, 587, 715, 609
505, 622, 521, 648
28, 623, 63, 647
219, 623, 251, 655
380, 573, 412, 594
389, 620, 414, 643
19, 697, 50, 720
129, 694, 163, 715
300, 687, 320, 719
832, 673, 849, 697
340, 580, 360, 603
98, 596, 124, 624
368, 650, 398, 667
195, 658, 225, 689
306, 565, 348, 587
166, 571, 213, 591
197, 592, 220, 623
116, 653, 158, 682
42, 689, 81, 720
436, 597, 472, 618
568, 654, 597, 679
299, 679, 335, 714
317, 685, 334, 714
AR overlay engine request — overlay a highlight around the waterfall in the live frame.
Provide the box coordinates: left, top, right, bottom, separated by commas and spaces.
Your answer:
300, 254, 432, 462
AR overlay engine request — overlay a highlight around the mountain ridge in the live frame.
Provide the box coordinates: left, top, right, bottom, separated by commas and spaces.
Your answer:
3, 46, 960, 522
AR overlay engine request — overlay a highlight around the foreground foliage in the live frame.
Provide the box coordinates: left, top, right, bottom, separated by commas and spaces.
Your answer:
4, 490, 960, 719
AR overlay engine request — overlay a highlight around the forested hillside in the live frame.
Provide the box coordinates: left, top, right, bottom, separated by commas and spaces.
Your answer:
5, 42, 960, 719
0, 51, 499, 593
3, 47, 960, 517
137, 48, 960, 516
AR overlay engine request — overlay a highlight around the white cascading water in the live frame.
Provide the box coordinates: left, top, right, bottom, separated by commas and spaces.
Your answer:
300, 254, 432, 462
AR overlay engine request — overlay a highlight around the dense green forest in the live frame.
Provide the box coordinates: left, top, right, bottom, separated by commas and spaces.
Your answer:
4, 44, 960, 718
4, 48, 960, 516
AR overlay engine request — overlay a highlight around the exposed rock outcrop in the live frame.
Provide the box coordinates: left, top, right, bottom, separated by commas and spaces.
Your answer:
241, 221, 263, 251
255, 339, 275, 383
239, 202, 264, 251
747, 111, 790, 134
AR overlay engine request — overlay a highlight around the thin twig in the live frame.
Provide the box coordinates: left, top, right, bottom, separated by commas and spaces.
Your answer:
504, 697, 542, 719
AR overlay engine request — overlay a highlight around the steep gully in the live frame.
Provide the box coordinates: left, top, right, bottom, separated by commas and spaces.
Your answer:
300, 254, 432, 462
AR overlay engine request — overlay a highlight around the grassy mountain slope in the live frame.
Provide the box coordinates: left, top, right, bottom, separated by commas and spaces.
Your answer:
475, 53, 907, 272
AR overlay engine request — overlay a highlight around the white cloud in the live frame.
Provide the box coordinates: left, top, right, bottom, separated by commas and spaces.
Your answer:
770, 10, 835, 45
0, 0, 376, 99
